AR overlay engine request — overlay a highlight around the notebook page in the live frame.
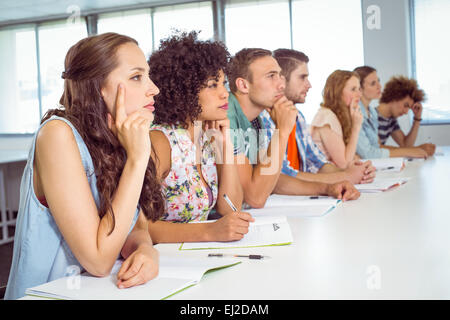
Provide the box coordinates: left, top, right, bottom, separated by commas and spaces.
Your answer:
264, 194, 339, 207
248, 203, 338, 217
355, 177, 410, 192
180, 216, 293, 250
26, 256, 239, 300
366, 157, 405, 172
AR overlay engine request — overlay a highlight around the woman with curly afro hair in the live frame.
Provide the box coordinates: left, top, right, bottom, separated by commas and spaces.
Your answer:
147, 31, 254, 244
310, 70, 364, 169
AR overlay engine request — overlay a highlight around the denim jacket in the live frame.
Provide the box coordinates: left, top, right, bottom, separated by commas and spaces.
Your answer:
356, 101, 390, 159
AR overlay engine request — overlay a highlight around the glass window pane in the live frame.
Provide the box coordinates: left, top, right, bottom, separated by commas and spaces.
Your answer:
38, 19, 87, 118
153, 2, 214, 48
414, 0, 450, 123
97, 9, 153, 59
292, 0, 364, 123
225, 0, 291, 55
0, 26, 39, 134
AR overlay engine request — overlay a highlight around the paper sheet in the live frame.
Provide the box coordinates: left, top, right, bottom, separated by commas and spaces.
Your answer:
180, 216, 293, 250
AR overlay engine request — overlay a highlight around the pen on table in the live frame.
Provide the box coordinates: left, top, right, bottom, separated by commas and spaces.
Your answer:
223, 194, 238, 212
208, 253, 269, 260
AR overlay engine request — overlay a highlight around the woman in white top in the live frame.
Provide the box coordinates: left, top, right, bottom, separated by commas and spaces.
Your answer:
311, 70, 363, 169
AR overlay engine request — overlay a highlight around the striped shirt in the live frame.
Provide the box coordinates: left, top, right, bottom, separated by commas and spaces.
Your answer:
260, 108, 328, 176
377, 110, 400, 145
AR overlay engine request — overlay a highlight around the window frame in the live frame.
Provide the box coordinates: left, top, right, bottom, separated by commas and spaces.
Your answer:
410, 0, 450, 125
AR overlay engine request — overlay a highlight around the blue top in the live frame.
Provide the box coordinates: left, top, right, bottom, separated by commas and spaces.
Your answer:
260, 108, 328, 176
356, 101, 390, 159
5, 116, 139, 300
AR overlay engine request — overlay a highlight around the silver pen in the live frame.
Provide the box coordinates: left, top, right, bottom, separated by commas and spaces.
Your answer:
223, 194, 238, 212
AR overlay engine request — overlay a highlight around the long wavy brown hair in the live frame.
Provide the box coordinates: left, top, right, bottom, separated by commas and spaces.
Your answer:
321, 70, 360, 145
42, 32, 165, 233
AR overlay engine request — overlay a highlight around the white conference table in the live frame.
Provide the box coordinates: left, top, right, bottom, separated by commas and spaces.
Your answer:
153, 147, 450, 299
21, 147, 450, 300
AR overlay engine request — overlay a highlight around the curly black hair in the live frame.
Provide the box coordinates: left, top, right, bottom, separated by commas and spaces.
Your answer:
148, 31, 230, 128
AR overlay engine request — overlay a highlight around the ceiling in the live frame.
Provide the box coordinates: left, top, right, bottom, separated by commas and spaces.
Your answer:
0, 0, 191, 26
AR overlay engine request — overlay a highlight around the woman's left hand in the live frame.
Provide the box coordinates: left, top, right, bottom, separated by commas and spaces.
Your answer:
204, 119, 233, 163
116, 244, 159, 289
205, 119, 231, 140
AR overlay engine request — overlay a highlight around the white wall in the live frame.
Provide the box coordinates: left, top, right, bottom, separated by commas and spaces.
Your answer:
361, 0, 450, 146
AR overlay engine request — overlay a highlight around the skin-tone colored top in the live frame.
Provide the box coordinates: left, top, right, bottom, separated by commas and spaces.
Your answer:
310, 107, 343, 160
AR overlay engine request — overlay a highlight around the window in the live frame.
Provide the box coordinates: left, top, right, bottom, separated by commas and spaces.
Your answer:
153, 2, 214, 49
97, 9, 153, 58
291, 0, 364, 123
37, 20, 87, 117
0, 26, 39, 134
225, 0, 291, 55
413, 0, 450, 124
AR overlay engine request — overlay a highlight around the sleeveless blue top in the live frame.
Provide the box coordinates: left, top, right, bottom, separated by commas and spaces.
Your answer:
5, 116, 139, 300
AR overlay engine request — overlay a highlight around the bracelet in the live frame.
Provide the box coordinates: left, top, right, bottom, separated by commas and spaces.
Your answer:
413, 117, 422, 122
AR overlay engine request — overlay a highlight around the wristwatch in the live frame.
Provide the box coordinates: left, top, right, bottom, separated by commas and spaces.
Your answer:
413, 117, 422, 122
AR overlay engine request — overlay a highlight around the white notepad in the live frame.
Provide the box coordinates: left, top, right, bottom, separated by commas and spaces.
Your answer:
25, 256, 240, 300
366, 157, 405, 172
180, 216, 293, 250
355, 177, 410, 193
250, 195, 341, 217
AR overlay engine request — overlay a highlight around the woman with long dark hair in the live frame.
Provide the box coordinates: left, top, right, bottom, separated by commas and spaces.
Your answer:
6, 33, 164, 299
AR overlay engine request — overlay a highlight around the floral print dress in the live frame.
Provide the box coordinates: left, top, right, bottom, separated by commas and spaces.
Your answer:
151, 124, 218, 222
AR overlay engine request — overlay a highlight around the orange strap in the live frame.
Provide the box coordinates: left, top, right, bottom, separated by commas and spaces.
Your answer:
286, 125, 301, 171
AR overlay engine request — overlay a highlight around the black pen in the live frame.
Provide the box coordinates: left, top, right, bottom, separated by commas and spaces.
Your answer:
208, 253, 268, 260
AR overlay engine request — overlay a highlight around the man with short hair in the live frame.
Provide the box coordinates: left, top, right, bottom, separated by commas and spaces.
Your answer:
259, 48, 376, 184
226, 48, 360, 209
377, 76, 435, 156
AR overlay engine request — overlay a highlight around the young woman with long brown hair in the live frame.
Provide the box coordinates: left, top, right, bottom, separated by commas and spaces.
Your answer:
6, 33, 164, 299
310, 70, 363, 169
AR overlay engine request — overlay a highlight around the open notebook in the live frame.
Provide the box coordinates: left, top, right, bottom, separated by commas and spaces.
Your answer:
367, 157, 405, 172
25, 256, 240, 300
254, 194, 341, 217
355, 177, 410, 193
180, 216, 293, 250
